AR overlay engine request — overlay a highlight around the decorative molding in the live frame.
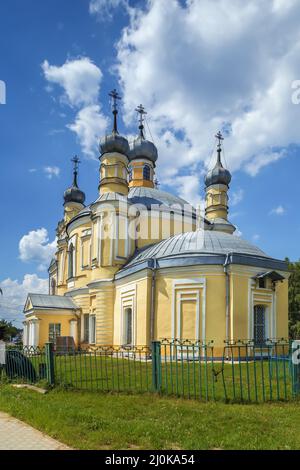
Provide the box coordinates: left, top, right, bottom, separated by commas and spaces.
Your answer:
171, 278, 206, 342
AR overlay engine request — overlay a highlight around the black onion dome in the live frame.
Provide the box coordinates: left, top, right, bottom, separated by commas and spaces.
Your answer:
129, 136, 158, 163
205, 161, 231, 187
100, 131, 130, 157
64, 184, 85, 205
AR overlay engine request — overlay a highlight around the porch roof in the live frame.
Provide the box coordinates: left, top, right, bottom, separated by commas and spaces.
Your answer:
25, 293, 78, 312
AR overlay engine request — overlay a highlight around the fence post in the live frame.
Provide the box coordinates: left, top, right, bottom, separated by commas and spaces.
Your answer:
152, 341, 162, 393
45, 342, 55, 386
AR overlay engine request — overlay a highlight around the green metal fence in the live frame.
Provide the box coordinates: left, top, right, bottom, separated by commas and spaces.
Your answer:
1, 339, 300, 403
0, 345, 46, 384
54, 345, 152, 393
221, 339, 293, 402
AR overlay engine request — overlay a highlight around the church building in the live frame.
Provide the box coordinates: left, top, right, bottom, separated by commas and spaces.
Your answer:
23, 90, 289, 355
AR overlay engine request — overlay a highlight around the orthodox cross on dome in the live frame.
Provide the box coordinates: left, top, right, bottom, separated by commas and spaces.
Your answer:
109, 88, 121, 134
215, 131, 224, 165
71, 155, 80, 187
135, 104, 147, 139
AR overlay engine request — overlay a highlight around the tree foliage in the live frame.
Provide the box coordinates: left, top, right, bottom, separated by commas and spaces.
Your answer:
287, 258, 300, 338
0, 319, 21, 341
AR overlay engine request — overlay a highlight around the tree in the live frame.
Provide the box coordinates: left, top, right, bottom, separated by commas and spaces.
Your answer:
0, 319, 21, 342
286, 258, 300, 338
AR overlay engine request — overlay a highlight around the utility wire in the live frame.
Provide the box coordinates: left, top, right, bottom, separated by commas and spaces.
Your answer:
144, 116, 155, 145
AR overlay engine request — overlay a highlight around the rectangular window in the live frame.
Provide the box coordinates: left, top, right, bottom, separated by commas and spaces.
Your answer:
124, 307, 133, 345
254, 305, 266, 345
89, 315, 96, 344
49, 323, 61, 343
83, 314, 89, 342
258, 278, 266, 289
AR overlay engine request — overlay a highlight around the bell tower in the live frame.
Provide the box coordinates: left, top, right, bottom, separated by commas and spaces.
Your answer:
128, 104, 158, 188
205, 132, 235, 234
99, 89, 129, 196
63, 156, 85, 223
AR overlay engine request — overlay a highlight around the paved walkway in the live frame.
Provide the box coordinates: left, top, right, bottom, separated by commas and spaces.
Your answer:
0, 412, 71, 450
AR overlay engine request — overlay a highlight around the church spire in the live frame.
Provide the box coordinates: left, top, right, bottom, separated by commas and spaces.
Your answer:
109, 88, 121, 134
135, 104, 147, 139
64, 156, 85, 206
215, 131, 224, 165
71, 155, 80, 188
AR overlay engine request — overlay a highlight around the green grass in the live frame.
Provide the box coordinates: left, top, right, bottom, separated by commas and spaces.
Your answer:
0, 385, 300, 449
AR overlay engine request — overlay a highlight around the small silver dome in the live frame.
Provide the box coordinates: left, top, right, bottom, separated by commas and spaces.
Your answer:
129, 136, 158, 163
64, 185, 85, 205
100, 131, 130, 157
205, 161, 231, 187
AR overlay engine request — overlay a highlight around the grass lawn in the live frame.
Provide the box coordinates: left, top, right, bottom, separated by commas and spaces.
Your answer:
0, 385, 300, 450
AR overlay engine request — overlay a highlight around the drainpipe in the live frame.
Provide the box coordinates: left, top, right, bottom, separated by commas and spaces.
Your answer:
150, 260, 157, 342
224, 253, 231, 343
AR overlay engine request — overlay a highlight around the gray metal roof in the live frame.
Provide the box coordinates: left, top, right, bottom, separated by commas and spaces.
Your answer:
94, 192, 129, 204
26, 294, 78, 310
125, 230, 270, 267
128, 187, 191, 209
115, 229, 288, 279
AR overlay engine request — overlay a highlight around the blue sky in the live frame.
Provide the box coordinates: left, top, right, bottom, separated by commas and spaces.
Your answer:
0, 0, 300, 325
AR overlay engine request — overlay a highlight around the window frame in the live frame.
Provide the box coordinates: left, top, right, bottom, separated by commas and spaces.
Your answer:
143, 164, 151, 181
48, 323, 61, 344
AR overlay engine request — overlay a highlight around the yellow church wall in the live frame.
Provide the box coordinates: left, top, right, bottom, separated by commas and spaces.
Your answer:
99, 153, 128, 195
275, 280, 289, 338
205, 274, 227, 353
114, 275, 151, 346
205, 184, 229, 221
154, 270, 227, 350
92, 282, 115, 345
229, 273, 249, 341
136, 212, 195, 249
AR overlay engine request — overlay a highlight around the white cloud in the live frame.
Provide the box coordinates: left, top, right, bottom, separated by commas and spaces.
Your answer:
0, 274, 48, 326
115, 0, 300, 192
252, 234, 260, 241
231, 188, 244, 206
42, 57, 107, 157
42, 58, 102, 108
68, 105, 108, 158
19, 228, 56, 271
270, 205, 286, 215
165, 173, 203, 209
44, 166, 60, 179
89, 0, 129, 20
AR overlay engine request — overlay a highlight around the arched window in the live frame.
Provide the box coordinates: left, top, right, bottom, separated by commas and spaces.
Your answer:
143, 164, 151, 181
128, 166, 133, 182
254, 305, 266, 345
51, 278, 56, 296
124, 307, 133, 345
68, 243, 75, 279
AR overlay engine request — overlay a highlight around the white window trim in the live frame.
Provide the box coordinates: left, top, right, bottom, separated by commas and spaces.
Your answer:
172, 278, 206, 343
120, 284, 137, 346
248, 279, 276, 340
